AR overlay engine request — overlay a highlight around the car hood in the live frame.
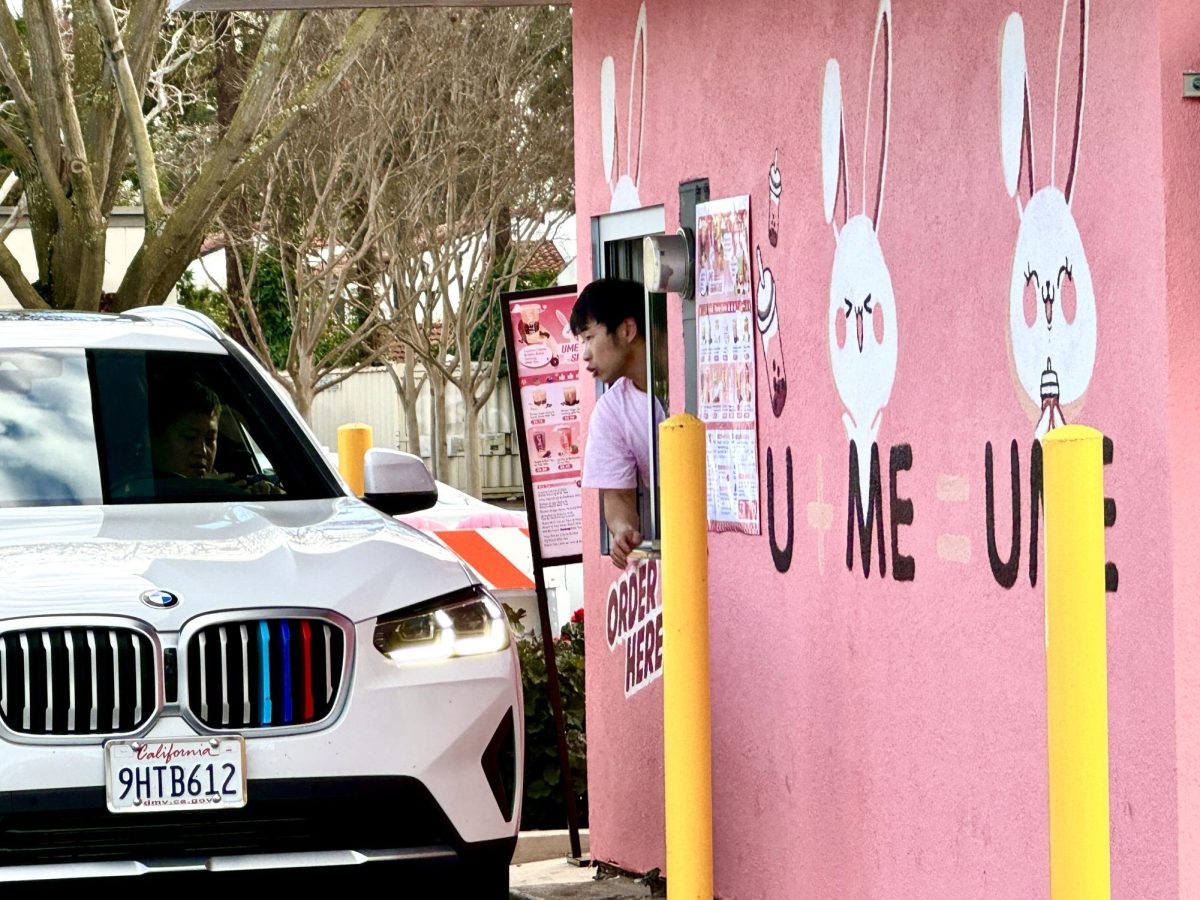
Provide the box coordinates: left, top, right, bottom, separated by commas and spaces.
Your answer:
0, 498, 475, 626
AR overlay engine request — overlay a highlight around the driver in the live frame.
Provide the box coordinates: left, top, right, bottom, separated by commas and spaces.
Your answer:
149, 380, 281, 495
150, 380, 221, 479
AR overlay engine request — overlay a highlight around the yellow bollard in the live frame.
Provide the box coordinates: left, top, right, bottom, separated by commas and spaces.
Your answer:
660, 414, 712, 899
1041, 425, 1110, 900
337, 422, 373, 496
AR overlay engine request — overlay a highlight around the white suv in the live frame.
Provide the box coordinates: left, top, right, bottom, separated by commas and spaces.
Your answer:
0, 308, 522, 892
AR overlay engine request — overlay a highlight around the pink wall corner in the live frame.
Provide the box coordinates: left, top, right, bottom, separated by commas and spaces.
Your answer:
1161, 1, 1200, 896
572, 0, 667, 874
574, 0, 1183, 896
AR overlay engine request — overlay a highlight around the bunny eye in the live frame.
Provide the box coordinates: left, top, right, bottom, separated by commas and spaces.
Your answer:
863, 294, 874, 314
1057, 259, 1073, 286
843, 298, 853, 319
1024, 265, 1039, 286
1060, 260, 1078, 326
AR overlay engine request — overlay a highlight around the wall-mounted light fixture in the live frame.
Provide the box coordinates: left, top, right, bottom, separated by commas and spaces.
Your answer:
1184, 72, 1200, 99
642, 229, 695, 299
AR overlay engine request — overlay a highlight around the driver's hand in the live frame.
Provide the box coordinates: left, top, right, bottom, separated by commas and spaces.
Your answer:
610, 527, 642, 569
213, 472, 284, 495
245, 479, 284, 496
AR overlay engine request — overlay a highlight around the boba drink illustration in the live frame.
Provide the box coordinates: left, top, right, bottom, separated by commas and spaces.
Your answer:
532, 430, 550, 458
768, 150, 782, 247
514, 303, 560, 367
755, 245, 788, 417
562, 386, 579, 406
555, 424, 579, 456
1037, 358, 1066, 436
532, 387, 548, 407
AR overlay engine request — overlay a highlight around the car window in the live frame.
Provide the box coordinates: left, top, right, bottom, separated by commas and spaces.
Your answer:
0, 348, 340, 507
0, 350, 104, 506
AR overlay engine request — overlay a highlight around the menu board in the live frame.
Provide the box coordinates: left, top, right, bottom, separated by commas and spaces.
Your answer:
695, 195, 761, 535
504, 287, 583, 563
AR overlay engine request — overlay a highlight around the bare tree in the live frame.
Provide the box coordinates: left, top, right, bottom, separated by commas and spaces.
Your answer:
218, 47, 400, 420
380, 8, 574, 496
0, 2, 385, 311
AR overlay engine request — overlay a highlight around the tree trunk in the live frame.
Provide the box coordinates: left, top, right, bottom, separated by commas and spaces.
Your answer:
402, 356, 422, 459
429, 368, 448, 482
292, 381, 314, 424
463, 390, 482, 498
383, 355, 423, 458
51, 208, 107, 311
215, 12, 247, 336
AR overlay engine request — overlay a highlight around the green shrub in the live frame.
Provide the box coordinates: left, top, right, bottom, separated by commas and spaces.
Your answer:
511, 606, 587, 830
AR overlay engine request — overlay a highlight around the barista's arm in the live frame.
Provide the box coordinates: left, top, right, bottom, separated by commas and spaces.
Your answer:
601, 487, 642, 569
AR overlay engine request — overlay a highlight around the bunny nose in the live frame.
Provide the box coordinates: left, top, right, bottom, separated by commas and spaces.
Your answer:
855, 309, 865, 352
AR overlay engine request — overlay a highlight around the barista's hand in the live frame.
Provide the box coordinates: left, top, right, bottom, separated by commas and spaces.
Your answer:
610, 526, 643, 569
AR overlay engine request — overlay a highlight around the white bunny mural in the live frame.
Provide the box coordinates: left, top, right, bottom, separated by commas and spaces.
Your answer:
999, 0, 1095, 439
822, 0, 897, 502
600, 3, 647, 213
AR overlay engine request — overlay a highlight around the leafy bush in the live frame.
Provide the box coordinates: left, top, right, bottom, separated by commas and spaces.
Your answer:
176, 269, 229, 330
511, 607, 587, 830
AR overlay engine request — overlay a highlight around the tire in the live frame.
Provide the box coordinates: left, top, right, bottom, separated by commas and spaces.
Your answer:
454, 858, 510, 898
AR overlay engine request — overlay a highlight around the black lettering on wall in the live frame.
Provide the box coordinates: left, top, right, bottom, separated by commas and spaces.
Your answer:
985, 440, 1020, 589
889, 444, 915, 582
1028, 439, 1042, 588
846, 441, 886, 578
1103, 436, 1118, 593
767, 446, 794, 573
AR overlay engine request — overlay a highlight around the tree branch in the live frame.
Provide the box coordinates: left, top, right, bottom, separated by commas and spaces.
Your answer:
0, 237, 47, 309
89, 0, 165, 224
0, 5, 69, 220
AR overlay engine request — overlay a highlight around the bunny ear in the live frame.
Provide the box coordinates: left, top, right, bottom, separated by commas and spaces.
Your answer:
600, 56, 617, 188
627, 2, 648, 189
1000, 13, 1035, 210
1053, 0, 1088, 205
862, 0, 892, 232
821, 59, 848, 231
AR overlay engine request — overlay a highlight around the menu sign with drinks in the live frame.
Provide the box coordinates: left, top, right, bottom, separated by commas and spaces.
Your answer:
503, 287, 583, 563
695, 195, 761, 535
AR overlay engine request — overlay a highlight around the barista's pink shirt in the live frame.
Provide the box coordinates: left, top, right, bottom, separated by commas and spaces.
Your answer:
582, 377, 664, 491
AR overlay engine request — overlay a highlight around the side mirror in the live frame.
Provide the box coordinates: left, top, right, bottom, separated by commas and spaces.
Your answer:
362, 448, 438, 515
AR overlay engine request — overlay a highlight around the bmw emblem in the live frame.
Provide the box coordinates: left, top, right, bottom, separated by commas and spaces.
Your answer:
140, 590, 179, 610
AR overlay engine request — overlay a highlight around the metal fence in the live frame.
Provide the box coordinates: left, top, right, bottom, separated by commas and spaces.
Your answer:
308, 363, 523, 499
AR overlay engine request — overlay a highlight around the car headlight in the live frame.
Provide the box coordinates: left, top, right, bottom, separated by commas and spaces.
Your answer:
373, 587, 510, 663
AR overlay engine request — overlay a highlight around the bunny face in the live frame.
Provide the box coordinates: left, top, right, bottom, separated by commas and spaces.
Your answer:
1008, 187, 1095, 409
829, 215, 897, 434
820, 0, 894, 493
600, 4, 647, 213
999, 3, 1093, 431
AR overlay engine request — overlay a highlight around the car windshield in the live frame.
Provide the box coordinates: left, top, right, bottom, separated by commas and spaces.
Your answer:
0, 348, 339, 507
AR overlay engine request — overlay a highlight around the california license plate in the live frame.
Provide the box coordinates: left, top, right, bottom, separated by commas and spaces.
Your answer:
105, 737, 247, 813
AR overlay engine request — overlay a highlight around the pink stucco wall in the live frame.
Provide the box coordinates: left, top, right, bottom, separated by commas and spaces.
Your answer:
1161, 3, 1200, 898
573, 1, 1183, 897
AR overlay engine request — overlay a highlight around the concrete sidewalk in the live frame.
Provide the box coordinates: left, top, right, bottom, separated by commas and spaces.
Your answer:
510, 857, 653, 899
509, 831, 658, 899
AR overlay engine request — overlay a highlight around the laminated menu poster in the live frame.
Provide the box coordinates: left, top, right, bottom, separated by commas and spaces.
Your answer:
695, 195, 761, 535
504, 287, 583, 563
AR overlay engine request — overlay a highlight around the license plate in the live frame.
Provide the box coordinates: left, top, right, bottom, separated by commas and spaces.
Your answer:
105, 737, 247, 813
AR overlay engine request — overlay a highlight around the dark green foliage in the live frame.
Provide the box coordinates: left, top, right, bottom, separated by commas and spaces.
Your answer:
511, 607, 588, 830
175, 269, 228, 331
247, 250, 292, 370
